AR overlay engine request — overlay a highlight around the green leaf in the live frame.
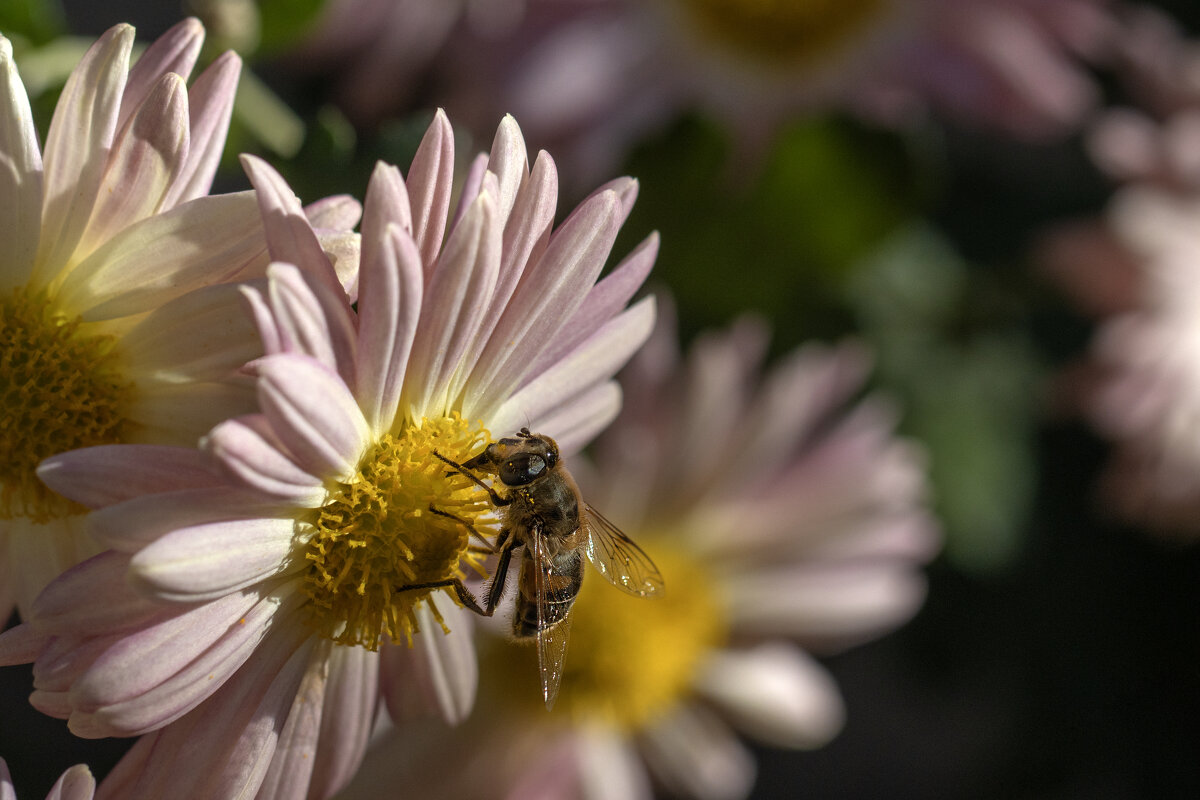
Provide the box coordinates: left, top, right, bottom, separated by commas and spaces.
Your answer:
257, 0, 328, 53
0, 0, 65, 46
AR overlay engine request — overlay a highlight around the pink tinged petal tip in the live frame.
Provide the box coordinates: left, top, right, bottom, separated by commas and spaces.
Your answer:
693, 644, 846, 749
167, 49, 242, 206
47, 764, 96, 800
256, 354, 372, 481
265, 262, 357, 382
206, 416, 328, 506
0, 622, 53, 666
118, 17, 203, 130
407, 109, 455, 272
37, 444, 222, 509
34, 23, 134, 285
641, 704, 756, 800
486, 114, 530, 227
0, 36, 44, 289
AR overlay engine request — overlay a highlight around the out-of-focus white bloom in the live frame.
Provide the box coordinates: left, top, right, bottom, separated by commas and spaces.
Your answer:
0, 19, 266, 619
338, 302, 939, 800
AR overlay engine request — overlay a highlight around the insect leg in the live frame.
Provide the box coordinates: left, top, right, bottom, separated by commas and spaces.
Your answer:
432, 450, 511, 507
428, 504, 495, 552
394, 578, 493, 617
485, 536, 517, 613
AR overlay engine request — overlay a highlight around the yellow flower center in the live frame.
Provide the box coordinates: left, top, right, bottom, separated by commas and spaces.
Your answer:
0, 287, 132, 522
486, 539, 727, 732
300, 414, 498, 649
674, 0, 887, 68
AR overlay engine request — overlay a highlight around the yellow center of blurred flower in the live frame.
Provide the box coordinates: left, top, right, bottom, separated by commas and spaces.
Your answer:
0, 286, 131, 522
301, 414, 498, 650
676, 0, 886, 68
553, 541, 726, 732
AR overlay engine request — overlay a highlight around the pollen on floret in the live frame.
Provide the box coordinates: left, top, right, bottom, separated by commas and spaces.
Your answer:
678, 0, 886, 68
301, 413, 499, 650
0, 286, 132, 522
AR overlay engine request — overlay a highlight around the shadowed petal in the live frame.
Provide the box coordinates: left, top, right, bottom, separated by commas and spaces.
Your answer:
381, 601, 477, 725
166, 50, 241, 205
0, 36, 44, 289
306, 644, 380, 798
28, 551, 164, 635
46, 764, 96, 800
117, 17, 202, 130
88, 487, 285, 552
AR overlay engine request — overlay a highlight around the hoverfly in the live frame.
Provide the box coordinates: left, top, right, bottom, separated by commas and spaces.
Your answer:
408, 428, 664, 709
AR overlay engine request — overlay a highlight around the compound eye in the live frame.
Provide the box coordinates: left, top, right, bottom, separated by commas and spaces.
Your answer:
498, 454, 547, 486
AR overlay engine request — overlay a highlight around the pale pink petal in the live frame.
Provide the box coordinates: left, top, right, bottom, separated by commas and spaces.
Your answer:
450, 152, 488, 233
404, 191, 500, 416
117, 282, 262, 383
28, 551, 164, 635
0, 621, 53, 666
0, 36, 43, 289
495, 150, 557, 310
497, 296, 655, 427
381, 601, 477, 725
522, 380, 622, 457
117, 17, 202, 129
356, 162, 422, 431
256, 354, 372, 481
725, 565, 928, 648
487, 114, 529, 226
88, 488, 284, 552
37, 444, 222, 508
96, 625, 314, 800
306, 194, 364, 232
640, 704, 756, 800
130, 517, 298, 602
305, 643, 380, 798
265, 262, 354, 376
463, 188, 622, 418
56, 191, 265, 320
693, 643, 845, 748
34, 24, 132, 285
206, 416, 328, 506
80, 73, 191, 259
166, 50, 241, 205
71, 589, 296, 737
407, 109, 454, 272
239, 281, 282, 356
46, 764, 96, 800
254, 645, 328, 800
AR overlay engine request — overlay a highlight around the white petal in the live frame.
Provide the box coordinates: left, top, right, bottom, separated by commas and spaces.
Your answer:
693, 643, 845, 748
640, 704, 756, 800
88, 487, 283, 552
123, 379, 257, 447
55, 191, 265, 321
35, 24, 133, 285
7, 515, 101, 619
0, 36, 44, 289
167, 50, 241, 206
37, 444, 223, 509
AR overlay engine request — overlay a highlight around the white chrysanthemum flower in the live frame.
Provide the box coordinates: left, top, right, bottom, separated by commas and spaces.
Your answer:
0, 758, 94, 800
339, 303, 940, 800
0, 111, 657, 800
0, 19, 271, 618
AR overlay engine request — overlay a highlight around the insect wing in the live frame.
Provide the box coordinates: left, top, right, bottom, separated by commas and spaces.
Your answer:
531, 523, 571, 710
583, 504, 665, 597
